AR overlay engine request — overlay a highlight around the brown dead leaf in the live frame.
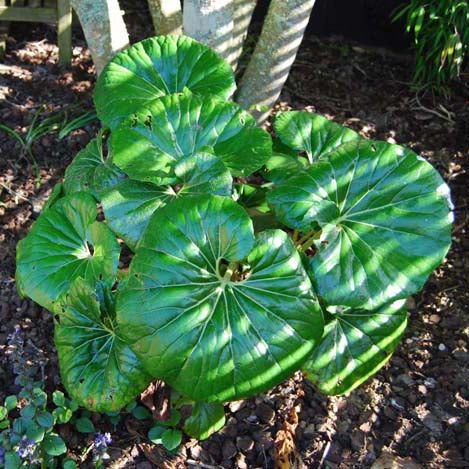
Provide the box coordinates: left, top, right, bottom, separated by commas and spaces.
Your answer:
274, 406, 305, 469
371, 451, 422, 469
140, 380, 171, 421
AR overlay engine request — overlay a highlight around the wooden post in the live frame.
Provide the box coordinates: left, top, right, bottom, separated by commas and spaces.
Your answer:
57, 0, 72, 64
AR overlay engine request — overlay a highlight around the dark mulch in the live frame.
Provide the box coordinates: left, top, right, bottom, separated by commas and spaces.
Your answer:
0, 8, 468, 469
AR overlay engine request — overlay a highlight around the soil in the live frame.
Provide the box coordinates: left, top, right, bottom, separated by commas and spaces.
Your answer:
1, 7, 468, 469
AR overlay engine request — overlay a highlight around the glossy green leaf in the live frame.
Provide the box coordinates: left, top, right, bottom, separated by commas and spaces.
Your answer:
268, 140, 453, 309
263, 153, 308, 185
101, 152, 232, 250
94, 35, 236, 129
63, 459, 78, 469
36, 411, 54, 428
183, 402, 225, 440
0, 406, 7, 420
26, 424, 45, 443
274, 111, 360, 164
161, 429, 182, 451
303, 300, 407, 395
111, 91, 272, 183
63, 136, 125, 199
52, 391, 65, 407
75, 417, 95, 433
148, 425, 165, 444
16, 192, 120, 312
5, 452, 21, 469
43, 182, 64, 210
43, 433, 67, 456
117, 196, 324, 402
54, 278, 152, 412
5, 395, 17, 411
132, 406, 151, 420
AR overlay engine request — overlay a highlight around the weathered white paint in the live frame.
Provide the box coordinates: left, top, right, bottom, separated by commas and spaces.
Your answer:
71, 0, 129, 75
183, 0, 234, 60
147, 0, 183, 35
236, 0, 316, 124
229, 0, 256, 69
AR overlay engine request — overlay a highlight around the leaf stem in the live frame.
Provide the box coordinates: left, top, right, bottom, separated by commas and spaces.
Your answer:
292, 229, 299, 243
223, 262, 238, 281
300, 235, 318, 253
296, 229, 316, 246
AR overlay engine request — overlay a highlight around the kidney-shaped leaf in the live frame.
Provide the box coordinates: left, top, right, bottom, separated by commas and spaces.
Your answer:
303, 300, 407, 395
16, 192, 120, 312
101, 152, 232, 250
55, 278, 152, 411
274, 111, 360, 164
94, 35, 236, 129
268, 140, 453, 309
183, 402, 226, 440
117, 196, 323, 402
63, 136, 125, 199
111, 91, 272, 183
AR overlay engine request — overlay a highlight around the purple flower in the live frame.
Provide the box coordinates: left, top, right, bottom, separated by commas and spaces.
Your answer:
93, 432, 112, 461
17, 436, 36, 460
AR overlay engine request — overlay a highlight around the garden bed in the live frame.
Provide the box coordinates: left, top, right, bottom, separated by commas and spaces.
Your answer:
0, 11, 468, 468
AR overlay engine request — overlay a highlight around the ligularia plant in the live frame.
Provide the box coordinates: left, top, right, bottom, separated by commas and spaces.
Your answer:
16, 35, 453, 440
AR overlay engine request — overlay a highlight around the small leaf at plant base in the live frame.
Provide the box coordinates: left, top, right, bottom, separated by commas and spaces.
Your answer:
132, 406, 151, 420
117, 196, 324, 402
183, 402, 225, 440
32, 388, 48, 407
52, 391, 65, 407
75, 417, 96, 433
94, 35, 236, 129
37, 411, 55, 428
26, 424, 45, 443
158, 409, 181, 427
63, 136, 125, 199
268, 140, 453, 309
148, 425, 166, 444
54, 278, 152, 412
20, 405, 36, 419
161, 429, 182, 452
63, 459, 78, 469
16, 192, 120, 313
43, 433, 67, 456
53, 407, 73, 424
5, 452, 21, 469
303, 300, 408, 395
101, 152, 232, 251
274, 111, 360, 163
111, 91, 272, 183
5, 395, 17, 411
0, 406, 7, 420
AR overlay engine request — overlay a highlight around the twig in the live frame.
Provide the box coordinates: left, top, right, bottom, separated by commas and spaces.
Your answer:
410, 95, 455, 123
318, 441, 331, 468
186, 459, 222, 469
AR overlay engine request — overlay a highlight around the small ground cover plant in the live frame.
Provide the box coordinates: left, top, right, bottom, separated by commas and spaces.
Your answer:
15, 35, 453, 442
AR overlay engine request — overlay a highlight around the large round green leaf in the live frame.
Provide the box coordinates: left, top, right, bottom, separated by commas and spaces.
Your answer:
101, 152, 232, 250
63, 136, 125, 199
94, 35, 236, 129
183, 402, 226, 440
303, 300, 407, 395
16, 192, 120, 312
55, 279, 152, 411
110, 91, 272, 183
274, 111, 360, 164
116, 196, 323, 402
268, 140, 453, 309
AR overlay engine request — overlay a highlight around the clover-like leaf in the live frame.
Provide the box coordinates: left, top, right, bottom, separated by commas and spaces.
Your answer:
274, 111, 360, 164
94, 35, 236, 129
16, 192, 120, 312
101, 152, 232, 250
183, 402, 225, 440
54, 278, 152, 411
268, 140, 453, 309
111, 91, 272, 183
63, 136, 125, 199
117, 196, 324, 402
303, 300, 407, 395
